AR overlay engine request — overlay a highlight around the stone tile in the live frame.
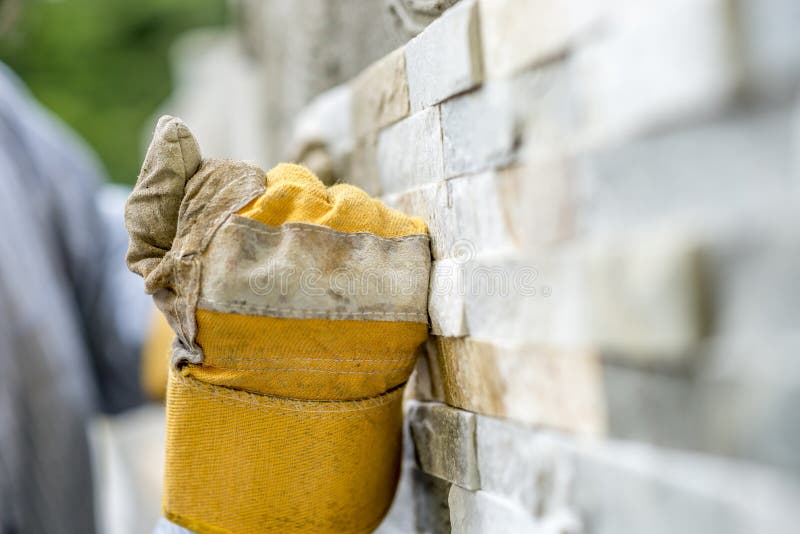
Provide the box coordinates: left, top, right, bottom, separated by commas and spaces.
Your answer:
440, 81, 518, 178
467, 416, 800, 533
454, 415, 800, 533
377, 107, 444, 193
573, 438, 800, 534
383, 181, 454, 259
412, 469, 452, 534
448, 163, 573, 254
441, 65, 573, 178
458, 250, 589, 347
584, 226, 706, 361
479, 0, 608, 79
448, 486, 540, 534
475, 416, 579, 523
479, 0, 572, 79
352, 47, 410, 138
435, 338, 606, 435
423, 338, 448, 403
387, 163, 573, 265
493, 162, 574, 249
447, 171, 516, 255
604, 335, 800, 475
703, 220, 800, 341
433, 337, 504, 418
570, 0, 741, 143
473, 0, 604, 78
574, 106, 797, 236
735, 0, 800, 99
408, 345, 445, 402
428, 259, 469, 336
387, 172, 515, 261
407, 401, 480, 489
406, 0, 482, 111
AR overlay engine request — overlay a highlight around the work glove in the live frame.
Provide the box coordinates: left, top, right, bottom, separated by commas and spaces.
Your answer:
125, 116, 430, 534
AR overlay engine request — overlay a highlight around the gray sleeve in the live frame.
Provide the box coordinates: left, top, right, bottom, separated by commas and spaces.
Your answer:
0, 63, 149, 412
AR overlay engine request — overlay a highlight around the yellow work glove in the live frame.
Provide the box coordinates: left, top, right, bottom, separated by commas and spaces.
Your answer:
125, 116, 430, 534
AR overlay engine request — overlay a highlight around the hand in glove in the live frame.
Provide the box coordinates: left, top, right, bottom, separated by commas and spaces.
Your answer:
125, 116, 431, 534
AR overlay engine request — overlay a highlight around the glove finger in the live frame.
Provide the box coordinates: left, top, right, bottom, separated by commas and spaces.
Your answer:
125, 115, 201, 293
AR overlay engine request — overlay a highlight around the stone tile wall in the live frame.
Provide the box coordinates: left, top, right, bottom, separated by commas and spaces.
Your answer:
225, 1, 800, 531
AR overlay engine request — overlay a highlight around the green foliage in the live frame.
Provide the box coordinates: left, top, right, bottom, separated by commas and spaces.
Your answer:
0, 0, 228, 184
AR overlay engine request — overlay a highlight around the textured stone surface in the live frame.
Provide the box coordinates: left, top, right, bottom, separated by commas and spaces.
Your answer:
604, 335, 800, 474
469, 416, 800, 534
176, 1, 800, 530
435, 338, 606, 435
574, 438, 800, 534
441, 66, 573, 178
378, 107, 444, 193
412, 468, 452, 534
384, 181, 455, 259
479, 0, 571, 79
447, 171, 516, 254
409, 345, 445, 403
585, 227, 705, 361
387, 172, 515, 261
440, 80, 519, 178
352, 47, 410, 138
408, 401, 480, 489
406, 0, 482, 111
428, 259, 469, 336
703, 221, 800, 341
475, 416, 577, 519
421, 338, 447, 403
448, 486, 540, 534
575, 107, 797, 236
493, 162, 574, 249
471, 419, 586, 533
387, 164, 573, 265
448, 163, 574, 253
458, 251, 588, 347
570, 0, 740, 142
735, 0, 800, 97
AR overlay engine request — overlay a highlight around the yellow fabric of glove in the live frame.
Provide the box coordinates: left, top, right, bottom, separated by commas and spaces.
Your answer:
125, 116, 430, 534
140, 308, 173, 401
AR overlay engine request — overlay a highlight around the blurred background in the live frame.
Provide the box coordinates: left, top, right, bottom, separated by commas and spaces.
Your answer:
0, 0, 227, 185
1, 0, 799, 533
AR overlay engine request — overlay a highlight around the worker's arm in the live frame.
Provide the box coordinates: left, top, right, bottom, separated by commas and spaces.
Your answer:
0, 63, 149, 413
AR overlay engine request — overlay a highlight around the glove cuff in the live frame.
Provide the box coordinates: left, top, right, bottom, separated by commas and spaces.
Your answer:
163, 370, 405, 534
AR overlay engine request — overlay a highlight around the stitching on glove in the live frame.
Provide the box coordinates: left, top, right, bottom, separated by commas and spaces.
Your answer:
209, 355, 417, 363
173, 374, 404, 413
197, 298, 428, 321
201, 365, 413, 375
